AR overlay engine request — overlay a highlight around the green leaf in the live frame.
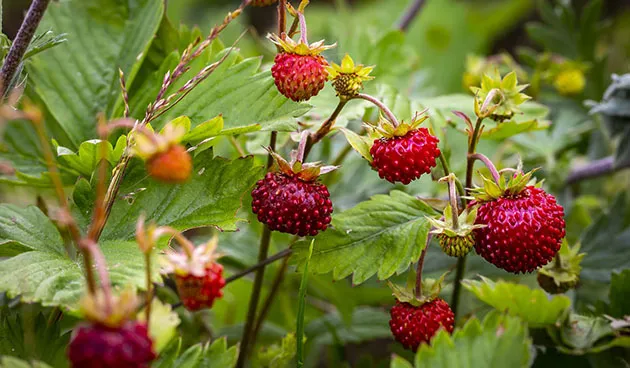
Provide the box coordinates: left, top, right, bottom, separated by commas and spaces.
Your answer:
0, 206, 159, 307
167, 338, 239, 368
137, 299, 181, 353
462, 277, 571, 328
0, 357, 53, 368
390, 355, 413, 368
131, 41, 310, 135
608, 270, 630, 318
414, 311, 532, 368
338, 128, 373, 163
0, 204, 65, 257
55, 136, 126, 177
296, 240, 313, 368
305, 307, 391, 345
101, 156, 263, 240
26, 0, 164, 147
256, 333, 297, 368
292, 190, 438, 284
182, 116, 224, 142
556, 314, 617, 352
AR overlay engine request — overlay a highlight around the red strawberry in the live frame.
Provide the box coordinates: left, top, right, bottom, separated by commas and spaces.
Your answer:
252, 172, 333, 236
252, 0, 278, 6
389, 298, 455, 351
271, 52, 329, 102
370, 127, 440, 184
175, 263, 225, 311
268, 27, 335, 102
146, 144, 192, 183
473, 184, 565, 274
68, 321, 156, 368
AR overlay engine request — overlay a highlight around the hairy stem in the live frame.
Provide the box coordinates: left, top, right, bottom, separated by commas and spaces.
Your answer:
297, 12, 309, 44
353, 93, 400, 127
225, 248, 292, 284
469, 153, 501, 184
0, 0, 51, 97
446, 176, 460, 230
438, 153, 465, 197
304, 99, 347, 158
251, 255, 290, 344
415, 245, 428, 298
397, 0, 425, 32
451, 116, 484, 318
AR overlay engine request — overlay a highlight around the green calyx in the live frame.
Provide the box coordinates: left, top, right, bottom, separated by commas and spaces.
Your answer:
388, 271, 449, 307
268, 148, 338, 182
471, 69, 531, 122
428, 204, 485, 257
470, 169, 538, 202
537, 241, 585, 294
365, 110, 429, 140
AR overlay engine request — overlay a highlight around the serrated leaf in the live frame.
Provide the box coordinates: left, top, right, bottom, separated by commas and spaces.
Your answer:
0, 207, 159, 307
132, 42, 310, 134
55, 136, 126, 177
462, 277, 570, 328
414, 311, 531, 368
292, 190, 438, 284
257, 333, 297, 368
167, 338, 238, 368
100, 156, 263, 240
182, 116, 224, 142
481, 119, 551, 140
27, 0, 164, 148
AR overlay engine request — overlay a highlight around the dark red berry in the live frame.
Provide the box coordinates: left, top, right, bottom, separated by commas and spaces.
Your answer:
271, 52, 328, 102
67, 321, 156, 368
389, 298, 455, 351
370, 128, 440, 184
474, 186, 565, 274
175, 263, 225, 311
251, 172, 333, 236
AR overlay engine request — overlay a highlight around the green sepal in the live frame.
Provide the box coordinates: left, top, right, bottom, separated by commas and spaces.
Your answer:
428, 204, 485, 238
470, 169, 538, 202
388, 271, 449, 306
537, 240, 585, 294
365, 110, 429, 139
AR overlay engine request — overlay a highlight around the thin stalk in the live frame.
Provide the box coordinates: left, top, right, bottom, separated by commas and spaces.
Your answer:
297, 12, 308, 44
225, 248, 292, 284
451, 116, 484, 318
31, 112, 96, 294
277, 0, 287, 35
469, 153, 501, 184
446, 176, 459, 230
0, 0, 51, 97
438, 153, 465, 197
145, 252, 153, 325
352, 93, 400, 127
81, 239, 114, 314
397, 0, 425, 32
236, 130, 277, 368
304, 99, 347, 158
415, 245, 428, 298
251, 255, 290, 344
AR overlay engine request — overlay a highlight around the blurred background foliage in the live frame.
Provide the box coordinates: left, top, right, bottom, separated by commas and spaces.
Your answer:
2, 0, 630, 367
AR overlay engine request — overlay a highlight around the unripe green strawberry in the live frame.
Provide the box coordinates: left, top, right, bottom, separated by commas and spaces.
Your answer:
437, 233, 475, 257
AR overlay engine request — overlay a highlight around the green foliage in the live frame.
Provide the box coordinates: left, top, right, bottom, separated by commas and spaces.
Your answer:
100, 155, 263, 240
27, 0, 164, 148
608, 270, 630, 318
54, 136, 126, 177
296, 240, 313, 368
153, 337, 239, 368
463, 277, 571, 328
256, 333, 297, 368
0, 356, 53, 368
292, 190, 438, 284
138, 300, 181, 353
413, 312, 532, 368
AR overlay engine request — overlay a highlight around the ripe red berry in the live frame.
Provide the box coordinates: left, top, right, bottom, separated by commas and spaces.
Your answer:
474, 186, 565, 273
67, 321, 156, 368
252, 0, 277, 6
251, 172, 333, 236
146, 144, 192, 183
271, 52, 328, 102
389, 298, 455, 351
370, 128, 440, 184
175, 263, 225, 311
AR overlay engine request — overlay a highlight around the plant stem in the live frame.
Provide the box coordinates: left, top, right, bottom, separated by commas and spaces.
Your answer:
297, 12, 309, 44
30, 111, 96, 294
451, 116, 484, 318
277, 0, 286, 35
145, 252, 153, 325
237, 130, 277, 368
251, 255, 290, 344
446, 176, 460, 230
397, 0, 425, 32
225, 248, 292, 284
303, 99, 347, 158
352, 93, 400, 127
469, 153, 501, 184
0, 0, 51, 97
566, 156, 630, 184
415, 245, 428, 298
438, 153, 465, 197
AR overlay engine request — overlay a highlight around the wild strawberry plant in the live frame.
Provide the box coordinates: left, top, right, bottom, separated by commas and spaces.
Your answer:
0, 0, 629, 367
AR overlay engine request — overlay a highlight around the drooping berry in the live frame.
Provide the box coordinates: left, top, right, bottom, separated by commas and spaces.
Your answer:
68, 321, 156, 368
474, 186, 565, 273
162, 234, 226, 311
271, 52, 328, 102
175, 263, 225, 311
252, 172, 333, 236
389, 298, 455, 351
370, 128, 440, 184
252, 0, 278, 6
146, 144, 192, 183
